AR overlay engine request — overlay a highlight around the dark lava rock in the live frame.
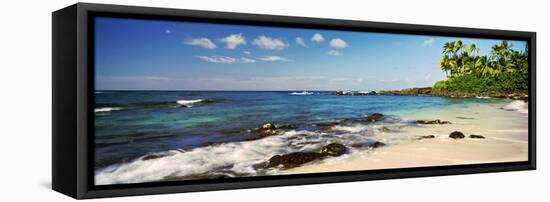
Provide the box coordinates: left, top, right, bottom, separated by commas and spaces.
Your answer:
277, 123, 300, 130
142, 153, 171, 161
260, 123, 276, 130
351, 143, 365, 148
367, 91, 378, 95
317, 121, 340, 131
469, 134, 485, 139
370, 141, 387, 148
265, 152, 325, 168
378, 126, 391, 132
449, 131, 465, 139
416, 119, 452, 124
265, 143, 350, 169
418, 135, 435, 140
249, 123, 284, 140
366, 113, 384, 122
320, 143, 348, 157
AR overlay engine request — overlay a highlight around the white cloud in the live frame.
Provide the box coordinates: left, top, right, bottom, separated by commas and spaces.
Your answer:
220, 33, 246, 49
295, 37, 307, 47
252, 36, 288, 50
165, 29, 171, 34
327, 50, 342, 56
422, 38, 435, 47
311, 33, 324, 42
185, 38, 216, 49
329, 38, 348, 49
243, 51, 251, 55
258, 56, 293, 62
194, 56, 256, 64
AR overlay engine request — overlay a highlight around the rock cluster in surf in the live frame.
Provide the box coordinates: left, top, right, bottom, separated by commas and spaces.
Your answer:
265, 143, 349, 169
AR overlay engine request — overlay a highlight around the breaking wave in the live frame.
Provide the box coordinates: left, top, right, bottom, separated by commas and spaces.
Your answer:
501, 100, 528, 114
289, 91, 314, 95
176, 99, 205, 107
95, 107, 123, 113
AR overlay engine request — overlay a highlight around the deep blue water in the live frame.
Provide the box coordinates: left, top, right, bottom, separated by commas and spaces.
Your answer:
94, 91, 499, 169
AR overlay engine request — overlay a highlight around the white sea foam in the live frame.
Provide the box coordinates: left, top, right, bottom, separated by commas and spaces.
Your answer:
332, 124, 369, 133
95, 130, 315, 184
289, 91, 314, 95
94, 128, 378, 185
502, 100, 528, 114
475, 96, 491, 99
176, 99, 203, 107
95, 107, 123, 113
94, 117, 452, 185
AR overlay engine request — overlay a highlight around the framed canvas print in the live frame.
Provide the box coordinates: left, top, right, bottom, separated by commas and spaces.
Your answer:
52, 3, 536, 199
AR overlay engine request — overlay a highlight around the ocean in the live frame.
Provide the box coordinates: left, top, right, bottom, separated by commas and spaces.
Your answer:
94, 91, 527, 184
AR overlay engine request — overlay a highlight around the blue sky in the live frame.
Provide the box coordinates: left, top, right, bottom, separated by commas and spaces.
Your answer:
95, 17, 527, 91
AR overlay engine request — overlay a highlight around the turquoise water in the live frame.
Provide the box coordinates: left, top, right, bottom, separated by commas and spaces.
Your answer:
95, 91, 505, 170
94, 91, 524, 185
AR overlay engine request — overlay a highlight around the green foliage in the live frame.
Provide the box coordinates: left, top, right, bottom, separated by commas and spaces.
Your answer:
435, 40, 528, 93
433, 80, 447, 90
434, 72, 528, 93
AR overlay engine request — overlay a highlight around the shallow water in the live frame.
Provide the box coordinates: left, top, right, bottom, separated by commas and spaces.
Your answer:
94, 91, 527, 185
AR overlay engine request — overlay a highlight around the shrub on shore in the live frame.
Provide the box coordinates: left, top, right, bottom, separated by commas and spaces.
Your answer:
434, 72, 528, 93
434, 40, 528, 93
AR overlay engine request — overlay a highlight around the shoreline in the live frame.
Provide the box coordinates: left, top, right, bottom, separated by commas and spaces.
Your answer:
336, 87, 529, 101
95, 97, 528, 185
282, 100, 528, 175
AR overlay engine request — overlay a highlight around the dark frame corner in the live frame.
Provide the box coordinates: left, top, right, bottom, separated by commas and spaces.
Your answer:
52, 2, 536, 199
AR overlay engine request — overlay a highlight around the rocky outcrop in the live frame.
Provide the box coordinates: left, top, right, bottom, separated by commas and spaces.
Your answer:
416, 119, 451, 124
449, 131, 465, 139
418, 135, 435, 140
370, 141, 387, 148
469, 134, 485, 139
265, 143, 349, 169
320, 143, 349, 157
316, 121, 341, 131
336, 91, 377, 96
265, 152, 325, 168
141, 153, 172, 161
248, 123, 285, 140
365, 113, 384, 122
378, 126, 391, 132
335, 88, 528, 100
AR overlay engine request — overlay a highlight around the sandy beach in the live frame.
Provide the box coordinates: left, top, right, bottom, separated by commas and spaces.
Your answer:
284, 99, 528, 174
94, 94, 529, 185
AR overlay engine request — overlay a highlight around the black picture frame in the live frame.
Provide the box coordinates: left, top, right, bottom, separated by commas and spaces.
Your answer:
52, 2, 536, 199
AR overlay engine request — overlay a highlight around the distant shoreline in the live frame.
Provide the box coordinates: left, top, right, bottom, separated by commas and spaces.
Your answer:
336, 87, 529, 101
95, 88, 529, 101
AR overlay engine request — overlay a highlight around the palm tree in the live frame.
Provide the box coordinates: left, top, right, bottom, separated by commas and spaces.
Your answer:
490, 40, 513, 75
452, 41, 464, 53
443, 42, 454, 56
439, 41, 465, 78
452, 41, 465, 76
465, 44, 479, 57
475, 56, 493, 76
439, 55, 451, 77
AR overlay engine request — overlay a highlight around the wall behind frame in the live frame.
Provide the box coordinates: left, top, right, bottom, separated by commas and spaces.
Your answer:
0, 0, 547, 201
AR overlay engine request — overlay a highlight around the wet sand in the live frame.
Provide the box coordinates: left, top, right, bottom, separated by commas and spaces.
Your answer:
284, 100, 528, 174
